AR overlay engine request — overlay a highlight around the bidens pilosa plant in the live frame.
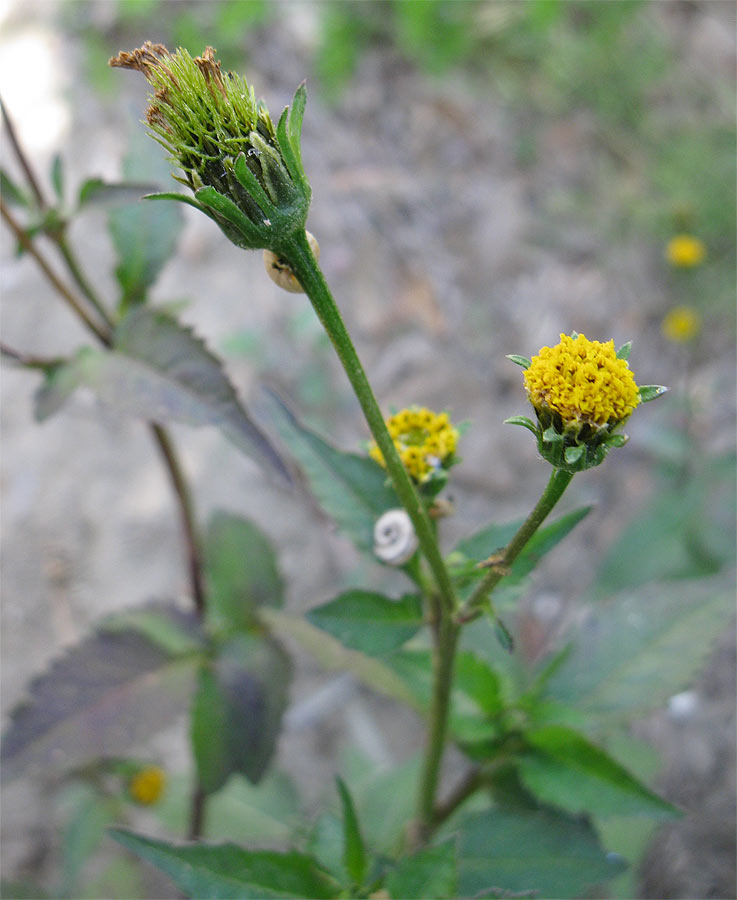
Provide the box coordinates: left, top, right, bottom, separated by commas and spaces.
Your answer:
6, 41, 712, 900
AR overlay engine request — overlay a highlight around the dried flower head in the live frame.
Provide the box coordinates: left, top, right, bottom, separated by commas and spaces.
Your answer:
666, 234, 706, 268
507, 333, 666, 472
369, 407, 458, 485
661, 305, 701, 343
110, 43, 311, 253
128, 765, 166, 805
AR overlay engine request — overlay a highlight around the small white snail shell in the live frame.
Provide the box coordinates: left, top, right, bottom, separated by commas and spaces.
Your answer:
263, 230, 320, 293
373, 509, 419, 566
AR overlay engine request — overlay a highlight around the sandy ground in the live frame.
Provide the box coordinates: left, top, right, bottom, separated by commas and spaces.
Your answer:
1, 2, 735, 897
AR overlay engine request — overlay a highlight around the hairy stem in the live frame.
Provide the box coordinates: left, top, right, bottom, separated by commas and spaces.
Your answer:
280, 229, 457, 615
458, 467, 574, 621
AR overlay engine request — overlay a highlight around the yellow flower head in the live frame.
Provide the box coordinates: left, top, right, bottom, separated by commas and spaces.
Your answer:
507, 333, 665, 473
661, 305, 701, 343
128, 766, 166, 805
370, 407, 458, 484
666, 234, 706, 268
524, 333, 641, 429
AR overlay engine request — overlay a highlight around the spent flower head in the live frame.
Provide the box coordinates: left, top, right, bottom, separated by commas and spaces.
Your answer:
110, 43, 311, 253
666, 234, 706, 268
128, 765, 166, 805
370, 407, 459, 488
507, 333, 666, 472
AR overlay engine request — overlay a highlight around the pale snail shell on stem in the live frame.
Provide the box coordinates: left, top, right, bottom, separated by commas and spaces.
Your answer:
374, 509, 419, 566
263, 230, 320, 293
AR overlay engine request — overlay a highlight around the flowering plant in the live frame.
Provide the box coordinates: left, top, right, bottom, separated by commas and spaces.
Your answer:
1, 43, 730, 900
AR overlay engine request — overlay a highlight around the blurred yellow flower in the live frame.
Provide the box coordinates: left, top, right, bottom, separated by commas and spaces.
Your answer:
370, 407, 458, 483
661, 306, 701, 343
666, 234, 706, 268
128, 766, 166, 805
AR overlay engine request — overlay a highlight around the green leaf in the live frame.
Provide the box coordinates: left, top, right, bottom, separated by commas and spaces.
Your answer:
453, 652, 503, 716
107, 140, 183, 309
456, 807, 626, 899
265, 392, 399, 552
518, 725, 678, 818
386, 840, 457, 900
1, 627, 199, 783
506, 354, 532, 369
50, 153, 64, 201
548, 576, 735, 720
205, 511, 283, 632
616, 340, 632, 360
77, 178, 158, 209
259, 608, 422, 711
109, 829, 340, 899
191, 634, 291, 791
503, 415, 538, 435
101, 601, 204, 656
34, 308, 290, 482
58, 781, 116, 897
1, 168, 30, 207
307, 591, 423, 656
639, 384, 668, 402
336, 778, 367, 888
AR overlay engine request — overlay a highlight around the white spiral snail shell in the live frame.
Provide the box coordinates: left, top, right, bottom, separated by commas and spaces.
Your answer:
263, 230, 320, 293
373, 509, 419, 566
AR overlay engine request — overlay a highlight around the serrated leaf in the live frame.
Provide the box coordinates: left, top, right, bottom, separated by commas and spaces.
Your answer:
1, 629, 199, 783
518, 725, 678, 819
547, 577, 735, 720
456, 807, 626, 899
107, 136, 184, 309
34, 308, 290, 482
386, 839, 457, 900
101, 601, 204, 656
191, 633, 291, 792
1, 168, 30, 207
109, 829, 340, 899
265, 391, 398, 551
307, 590, 423, 656
336, 778, 367, 888
78, 178, 158, 209
506, 354, 532, 369
205, 511, 283, 632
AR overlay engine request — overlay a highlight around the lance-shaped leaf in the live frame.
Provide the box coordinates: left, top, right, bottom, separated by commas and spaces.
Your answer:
204, 511, 284, 633
518, 725, 678, 819
336, 778, 368, 889
34, 307, 290, 482
1, 621, 201, 783
191, 633, 292, 793
1, 168, 31, 207
307, 590, 423, 656
547, 576, 735, 720
110, 828, 340, 899
265, 391, 398, 552
455, 806, 626, 899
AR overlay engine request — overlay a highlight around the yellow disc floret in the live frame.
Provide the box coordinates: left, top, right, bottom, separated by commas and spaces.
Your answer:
369, 407, 458, 483
524, 333, 640, 428
128, 766, 166, 805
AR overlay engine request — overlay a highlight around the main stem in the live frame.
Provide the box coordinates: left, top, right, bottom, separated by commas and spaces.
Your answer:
461, 467, 574, 618
280, 229, 457, 615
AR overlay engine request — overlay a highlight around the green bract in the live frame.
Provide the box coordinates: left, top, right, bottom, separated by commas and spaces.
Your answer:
110, 43, 311, 252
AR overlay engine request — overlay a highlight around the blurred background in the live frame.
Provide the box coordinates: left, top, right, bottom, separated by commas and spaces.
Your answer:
1, 1, 735, 897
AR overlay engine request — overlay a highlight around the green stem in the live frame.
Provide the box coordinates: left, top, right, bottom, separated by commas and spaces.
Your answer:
413, 615, 459, 843
459, 467, 574, 621
280, 229, 457, 614
56, 233, 116, 330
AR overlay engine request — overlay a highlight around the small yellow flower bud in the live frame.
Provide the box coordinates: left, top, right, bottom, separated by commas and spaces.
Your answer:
369, 406, 459, 485
666, 234, 706, 268
128, 766, 166, 805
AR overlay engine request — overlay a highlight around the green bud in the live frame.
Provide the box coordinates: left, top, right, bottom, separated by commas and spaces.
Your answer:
109, 43, 311, 252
